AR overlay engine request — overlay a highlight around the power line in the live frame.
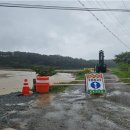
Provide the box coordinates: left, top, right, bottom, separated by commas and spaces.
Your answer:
0, 2, 130, 50
0, 2, 130, 12
101, 0, 130, 36
77, 0, 130, 50
121, 0, 127, 9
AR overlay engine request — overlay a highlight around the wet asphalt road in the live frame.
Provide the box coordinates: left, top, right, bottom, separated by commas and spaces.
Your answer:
27, 73, 130, 130
1, 72, 130, 130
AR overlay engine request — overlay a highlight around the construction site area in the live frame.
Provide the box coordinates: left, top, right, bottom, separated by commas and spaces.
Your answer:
0, 49, 130, 130
1, 71, 130, 130
1, 1, 130, 130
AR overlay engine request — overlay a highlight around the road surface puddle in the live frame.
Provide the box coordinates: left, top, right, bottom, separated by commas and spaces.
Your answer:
33, 94, 55, 108
45, 110, 66, 120
107, 90, 122, 96
3, 128, 17, 130
5, 103, 26, 106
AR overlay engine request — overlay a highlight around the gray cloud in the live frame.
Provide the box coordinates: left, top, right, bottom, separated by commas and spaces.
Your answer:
0, 0, 130, 60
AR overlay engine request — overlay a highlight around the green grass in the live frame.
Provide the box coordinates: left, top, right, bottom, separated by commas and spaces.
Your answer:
75, 70, 90, 80
111, 68, 130, 83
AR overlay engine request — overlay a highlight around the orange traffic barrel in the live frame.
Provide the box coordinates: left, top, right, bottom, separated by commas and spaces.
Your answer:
36, 76, 49, 93
22, 79, 30, 96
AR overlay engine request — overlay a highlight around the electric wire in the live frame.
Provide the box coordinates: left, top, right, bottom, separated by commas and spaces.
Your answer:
77, 0, 130, 50
0, 2, 130, 12
101, 0, 130, 36
121, 0, 127, 9
0, 2, 130, 49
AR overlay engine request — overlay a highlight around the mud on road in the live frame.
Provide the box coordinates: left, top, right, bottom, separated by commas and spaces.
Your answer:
1, 73, 130, 130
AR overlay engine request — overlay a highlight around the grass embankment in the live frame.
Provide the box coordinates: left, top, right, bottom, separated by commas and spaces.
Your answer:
112, 66, 130, 83
75, 70, 90, 80
50, 70, 90, 93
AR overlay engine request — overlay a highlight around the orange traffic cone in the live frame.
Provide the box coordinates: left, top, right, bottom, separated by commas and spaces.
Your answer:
22, 79, 30, 96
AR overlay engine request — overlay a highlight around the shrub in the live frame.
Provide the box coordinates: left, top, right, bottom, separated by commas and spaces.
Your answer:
31, 66, 57, 76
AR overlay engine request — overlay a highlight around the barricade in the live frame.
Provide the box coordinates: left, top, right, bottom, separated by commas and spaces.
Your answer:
36, 76, 49, 93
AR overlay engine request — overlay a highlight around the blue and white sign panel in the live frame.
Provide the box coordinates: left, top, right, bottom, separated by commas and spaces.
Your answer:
85, 73, 105, 93
88, 79, 104, 90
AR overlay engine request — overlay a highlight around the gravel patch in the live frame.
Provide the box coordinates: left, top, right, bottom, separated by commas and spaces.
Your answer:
0, 92, 37, 129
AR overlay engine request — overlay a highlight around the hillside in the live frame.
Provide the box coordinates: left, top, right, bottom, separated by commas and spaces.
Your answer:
0, 51, 116, 69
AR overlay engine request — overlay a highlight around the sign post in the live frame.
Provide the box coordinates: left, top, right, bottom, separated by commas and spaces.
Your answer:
85, 73, 106, 95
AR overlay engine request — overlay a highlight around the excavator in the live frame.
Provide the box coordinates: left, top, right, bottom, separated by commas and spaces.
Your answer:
95, 50, 107, 73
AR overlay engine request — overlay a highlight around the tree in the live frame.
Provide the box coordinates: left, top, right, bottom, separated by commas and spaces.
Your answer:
114, 52, 130, 64
31, 66, 57, 76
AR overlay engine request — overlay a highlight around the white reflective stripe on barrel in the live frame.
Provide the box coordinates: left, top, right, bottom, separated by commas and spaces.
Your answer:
36, 80, 49, 83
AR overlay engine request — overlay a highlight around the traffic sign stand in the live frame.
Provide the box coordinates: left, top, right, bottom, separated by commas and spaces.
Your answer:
85, 73, 106, 96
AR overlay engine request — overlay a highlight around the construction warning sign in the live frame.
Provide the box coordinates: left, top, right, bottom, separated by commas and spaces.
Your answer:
85, 73, 106, 94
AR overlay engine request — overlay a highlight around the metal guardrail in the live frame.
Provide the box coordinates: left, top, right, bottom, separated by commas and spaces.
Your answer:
52, 83, 130, 86
74, 79, 117, 81
105, 83, 130, 84
52, 84, 84, 86
51, 78, 130, 86
74, 78, 130, 81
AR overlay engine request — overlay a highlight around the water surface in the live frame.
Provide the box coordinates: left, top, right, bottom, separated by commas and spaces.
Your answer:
0, 70, 74, 95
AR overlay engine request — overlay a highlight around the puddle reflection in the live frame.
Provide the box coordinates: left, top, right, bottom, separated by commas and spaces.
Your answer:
36, 94, 55, 107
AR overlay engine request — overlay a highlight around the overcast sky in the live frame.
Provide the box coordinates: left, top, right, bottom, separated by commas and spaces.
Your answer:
0, 0, 130, 60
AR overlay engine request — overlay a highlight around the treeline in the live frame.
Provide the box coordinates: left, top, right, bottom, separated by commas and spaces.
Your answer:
114, 52, 130, 71
114, 52, 130, 64
0, 51, 116, 69
112, 52, 130, 80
